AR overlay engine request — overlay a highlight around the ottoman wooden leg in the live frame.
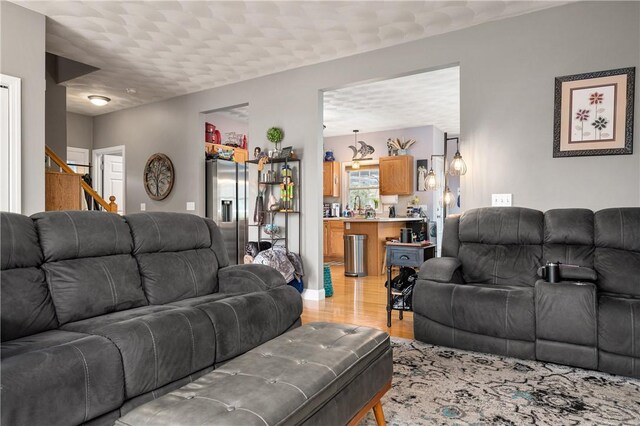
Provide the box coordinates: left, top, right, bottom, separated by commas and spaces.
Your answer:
372, 401, 386, 426
348, 380, 391, 426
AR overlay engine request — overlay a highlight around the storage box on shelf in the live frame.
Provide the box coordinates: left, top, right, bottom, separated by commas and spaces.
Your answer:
205, 143, 248, 163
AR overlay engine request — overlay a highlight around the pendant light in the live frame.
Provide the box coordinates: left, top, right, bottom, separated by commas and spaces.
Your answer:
351, 130, 361, 169
448, 138, 467, 176
425, 167, 437, 190
443, 186, 455, 208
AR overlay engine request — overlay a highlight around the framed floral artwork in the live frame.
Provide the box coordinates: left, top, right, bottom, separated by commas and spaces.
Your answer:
553, 67, 634, 157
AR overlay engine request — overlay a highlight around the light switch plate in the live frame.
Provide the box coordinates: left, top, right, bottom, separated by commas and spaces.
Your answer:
491, 194, 513, 207
345, 223, 351, 230
140, 203, 146, 211
186, 202, 196, 211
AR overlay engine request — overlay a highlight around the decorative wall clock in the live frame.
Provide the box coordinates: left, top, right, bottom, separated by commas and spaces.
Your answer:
143, 153, 174, 200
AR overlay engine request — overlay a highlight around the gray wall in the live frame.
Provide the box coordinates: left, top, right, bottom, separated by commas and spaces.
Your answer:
0, 2, 45, 214
202, 112, 249, 142
45, 72, 67, 162
67, 112, 93, 151
93, 2, 640, 295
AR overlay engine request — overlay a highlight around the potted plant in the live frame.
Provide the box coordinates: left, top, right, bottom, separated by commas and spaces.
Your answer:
387, 137, 416, 155
266, 127, 284, 157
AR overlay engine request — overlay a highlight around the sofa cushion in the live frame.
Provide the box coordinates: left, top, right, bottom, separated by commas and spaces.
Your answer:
1, 212, 42, 269
457, 207, 544, 286
186, 285, 303, 363
32, 211, 133, 262
61, 305, 216, 398
1, 330, 124, 426
413, 280, 535, 342
598, 294, 640, 358
43, 254, 147, 324
458, 207, 544, 245
167, 292, 241, 308
136, 249, 219, 304
458, 244, 542, 286
125, 213, 228, 304
595, 208, 640, 296
1, 268, 58, 341
1, 213, 58, 341
543, 209, 594, 267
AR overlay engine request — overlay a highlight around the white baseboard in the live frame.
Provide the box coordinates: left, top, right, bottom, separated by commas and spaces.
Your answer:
302, 288, 325, 301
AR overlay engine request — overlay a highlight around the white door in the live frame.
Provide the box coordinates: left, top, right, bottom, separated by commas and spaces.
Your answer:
103, 154, 124, 214
0, 86, 9, 211
67, 147, 90, 174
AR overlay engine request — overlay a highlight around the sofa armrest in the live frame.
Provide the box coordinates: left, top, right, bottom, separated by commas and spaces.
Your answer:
218, 264, 286, 294
534, 280, 598, 340
418, 257, 464, 284
536, 264, 597, 282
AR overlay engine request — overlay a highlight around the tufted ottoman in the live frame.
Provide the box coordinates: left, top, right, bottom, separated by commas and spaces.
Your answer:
116, 322, 392, 426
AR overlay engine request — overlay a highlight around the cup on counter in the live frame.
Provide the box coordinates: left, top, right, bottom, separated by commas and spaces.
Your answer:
400, 228, 413, 243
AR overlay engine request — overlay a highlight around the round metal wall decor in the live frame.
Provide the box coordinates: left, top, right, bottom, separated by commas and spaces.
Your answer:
143, 153, 174, 201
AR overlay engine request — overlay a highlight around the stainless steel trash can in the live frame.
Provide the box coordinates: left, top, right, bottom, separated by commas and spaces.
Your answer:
344, 234, 367, 277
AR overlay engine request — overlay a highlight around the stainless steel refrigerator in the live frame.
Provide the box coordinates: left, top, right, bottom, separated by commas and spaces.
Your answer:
206, 159, 246, 264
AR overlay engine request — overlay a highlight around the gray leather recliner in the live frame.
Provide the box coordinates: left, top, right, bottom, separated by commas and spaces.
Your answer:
413, 206, 640, 378
1, 211, 303, 426
414, 207, 542, 359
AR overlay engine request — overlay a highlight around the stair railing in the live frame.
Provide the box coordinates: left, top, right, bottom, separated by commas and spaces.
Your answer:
45, 145, 118, 213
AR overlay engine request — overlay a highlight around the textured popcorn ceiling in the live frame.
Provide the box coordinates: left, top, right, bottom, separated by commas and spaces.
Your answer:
323, 66, 459, 136
17, 1, 564, 116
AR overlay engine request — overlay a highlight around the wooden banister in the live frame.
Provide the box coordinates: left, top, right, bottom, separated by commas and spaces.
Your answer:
45, 145, 118, 213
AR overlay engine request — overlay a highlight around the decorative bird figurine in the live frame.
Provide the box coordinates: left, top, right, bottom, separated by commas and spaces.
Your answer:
348, 145, 358, 159
357, 140, 375, 160
348, 129, 375, 161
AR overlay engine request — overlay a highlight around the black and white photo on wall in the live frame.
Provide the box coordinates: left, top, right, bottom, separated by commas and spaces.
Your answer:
416, 159, 429, 191
553, 67, 635, 157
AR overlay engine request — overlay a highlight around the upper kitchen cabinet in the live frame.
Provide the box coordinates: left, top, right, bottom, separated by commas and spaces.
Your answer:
379, 155, 413, 195
323, 161, 341, 197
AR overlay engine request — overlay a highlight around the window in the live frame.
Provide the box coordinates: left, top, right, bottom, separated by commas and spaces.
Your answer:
346, 167, 380, 211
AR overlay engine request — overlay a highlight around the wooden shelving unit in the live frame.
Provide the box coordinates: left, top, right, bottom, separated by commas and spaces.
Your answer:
205, 143, 249, 163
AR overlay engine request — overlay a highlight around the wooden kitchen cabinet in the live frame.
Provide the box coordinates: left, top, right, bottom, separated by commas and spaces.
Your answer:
329, 221, 344, 258
323, 220, 344, 259
323, 222, 330, 256
323, 161, 341, 197
379, 155, 413, 195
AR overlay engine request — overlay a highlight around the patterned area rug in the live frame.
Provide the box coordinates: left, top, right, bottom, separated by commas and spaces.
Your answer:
362, 339, 640, 425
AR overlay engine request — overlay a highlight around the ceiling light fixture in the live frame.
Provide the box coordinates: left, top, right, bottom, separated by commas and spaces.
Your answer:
88, 95, 111, 106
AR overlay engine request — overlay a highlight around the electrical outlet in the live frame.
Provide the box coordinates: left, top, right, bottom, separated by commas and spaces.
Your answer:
140, 203, 146, 211
491, 194, 513, 207
186, 202, 196, 211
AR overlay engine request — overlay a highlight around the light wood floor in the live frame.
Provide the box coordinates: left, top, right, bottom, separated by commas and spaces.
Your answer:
301, 265, 415, 339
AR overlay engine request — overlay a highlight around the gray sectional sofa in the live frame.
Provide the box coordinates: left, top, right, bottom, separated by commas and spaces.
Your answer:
1, 211, 302, 426
414, 207, 640, 378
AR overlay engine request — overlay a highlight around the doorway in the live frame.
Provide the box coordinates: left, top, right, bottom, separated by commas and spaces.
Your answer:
310, 65, 460, 337
1, 74, 21, 213
92, 146, 126, 214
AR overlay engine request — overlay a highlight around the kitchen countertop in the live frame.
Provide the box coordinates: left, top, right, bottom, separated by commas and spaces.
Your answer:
323, 217, 423, 223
